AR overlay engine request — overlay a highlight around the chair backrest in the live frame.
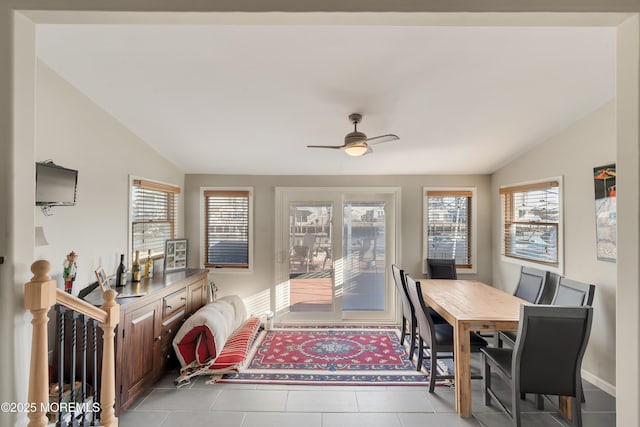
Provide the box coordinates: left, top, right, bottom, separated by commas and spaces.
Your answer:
513, 305, 593, 397
392, 264, 414, 320
426, 258, 457, 279
551, 277, 595, 306
513, 267, 549, 304
404, 274, 436, 347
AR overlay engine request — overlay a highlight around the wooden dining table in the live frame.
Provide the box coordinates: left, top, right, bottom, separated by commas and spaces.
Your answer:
419, 279, 529, 418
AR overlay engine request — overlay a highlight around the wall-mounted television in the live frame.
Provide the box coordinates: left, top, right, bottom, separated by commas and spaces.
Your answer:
35, 162, 78, 206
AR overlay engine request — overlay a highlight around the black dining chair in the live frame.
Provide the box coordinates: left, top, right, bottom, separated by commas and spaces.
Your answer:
551, 277, 595, 306
513, 266, 549, 304
405, 273, 488, 392
498, 267, 550, 347
392, 264, 417, 359
424, 258, 457, 324
481, 305, 593, 427
547, 277, 595, 404
426, 258, 458, 279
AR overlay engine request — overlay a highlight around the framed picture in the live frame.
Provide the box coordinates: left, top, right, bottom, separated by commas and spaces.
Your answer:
593, 164, 616, 262
94, 266, 108, 292
165, 238, 188, 272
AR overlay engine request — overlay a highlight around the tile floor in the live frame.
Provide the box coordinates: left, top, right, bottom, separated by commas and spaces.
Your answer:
119, 362, 616, 427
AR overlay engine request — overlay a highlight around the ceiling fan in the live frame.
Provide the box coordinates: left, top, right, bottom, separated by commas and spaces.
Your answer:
307, 113, 399, 156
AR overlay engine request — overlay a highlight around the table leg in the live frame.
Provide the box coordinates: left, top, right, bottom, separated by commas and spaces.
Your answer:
559, 396, 573, 421
454, 320, 472, 417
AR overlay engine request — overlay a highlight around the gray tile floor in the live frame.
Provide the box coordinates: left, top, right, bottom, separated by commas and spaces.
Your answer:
119, 365, 616, 427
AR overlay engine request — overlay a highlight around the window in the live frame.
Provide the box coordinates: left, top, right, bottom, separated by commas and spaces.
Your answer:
131, 179, 180, 260
500, 178, 561, 268
423, 188, 476, 273
204, 189, 252, 269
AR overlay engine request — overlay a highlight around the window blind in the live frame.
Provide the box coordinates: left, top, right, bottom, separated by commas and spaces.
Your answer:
425, 190, 472, 268
131, 180, 180, 261
204, 190, 250, 268
500, 180, 559, 265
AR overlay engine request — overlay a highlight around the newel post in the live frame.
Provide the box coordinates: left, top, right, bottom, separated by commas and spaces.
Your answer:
24, 260, 57, 427
99, 289, 119, 427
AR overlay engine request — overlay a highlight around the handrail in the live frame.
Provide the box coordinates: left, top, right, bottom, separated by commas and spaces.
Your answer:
25, 260, 119, 427
55, 288, 107, 323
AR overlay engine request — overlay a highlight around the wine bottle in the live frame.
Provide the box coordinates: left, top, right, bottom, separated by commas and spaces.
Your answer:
115, 254, 127, 287
132, 250, 141, 282
144, 249, 154, 279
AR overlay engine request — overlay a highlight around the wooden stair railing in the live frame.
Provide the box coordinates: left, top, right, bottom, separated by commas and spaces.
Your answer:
24, 260, 120, 427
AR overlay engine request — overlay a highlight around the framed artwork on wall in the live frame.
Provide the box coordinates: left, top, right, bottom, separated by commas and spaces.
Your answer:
593, 164, 616, 262
165, 238, 188, 272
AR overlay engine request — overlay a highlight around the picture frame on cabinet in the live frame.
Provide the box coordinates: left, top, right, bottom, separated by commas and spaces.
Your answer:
95, 266, 109, 292
165, 238, 188, 272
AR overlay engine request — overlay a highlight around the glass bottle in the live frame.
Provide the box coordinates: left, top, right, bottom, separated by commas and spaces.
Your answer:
132, 250, 141, 282
144, 249, 154, 279
115, 254, 127, 287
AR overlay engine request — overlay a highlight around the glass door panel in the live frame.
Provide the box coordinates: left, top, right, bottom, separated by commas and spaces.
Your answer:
288, 202, 334, 313
342, 202, 386, 311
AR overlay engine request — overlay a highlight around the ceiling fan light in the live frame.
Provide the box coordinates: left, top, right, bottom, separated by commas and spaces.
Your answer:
344, 143, 368, 156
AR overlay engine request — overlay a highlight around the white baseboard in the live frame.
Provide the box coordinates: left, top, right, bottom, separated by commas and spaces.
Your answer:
582, 369, 616, 397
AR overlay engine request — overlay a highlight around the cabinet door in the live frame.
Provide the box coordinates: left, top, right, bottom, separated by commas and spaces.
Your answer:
186, 279, 206, 315
120, 300, 161, 407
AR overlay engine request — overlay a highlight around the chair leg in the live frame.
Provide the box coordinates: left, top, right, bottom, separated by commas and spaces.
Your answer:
572, 394, 583, 427
416, 338, 424, 371
481, 353, 491, 405
400, 316, 407, 346
535, 394, 544, 410
512, 387, 522, 427
409, 323, 417, 360
429, 349, 437, 393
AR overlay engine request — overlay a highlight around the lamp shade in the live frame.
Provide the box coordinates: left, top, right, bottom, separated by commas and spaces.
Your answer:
344, 143, 368, 156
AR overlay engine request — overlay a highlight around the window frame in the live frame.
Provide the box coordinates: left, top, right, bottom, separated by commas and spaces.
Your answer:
128, 176, 181, 264
500, 176, 564, 275
200, 186, 253, 272
422, 187, 477, 275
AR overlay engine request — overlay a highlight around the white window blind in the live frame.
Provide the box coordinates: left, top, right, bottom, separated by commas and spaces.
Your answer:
500, 179, 560, 266
131, 179, 180, 261
425, 190, 472, 269
204, 190, 250, 268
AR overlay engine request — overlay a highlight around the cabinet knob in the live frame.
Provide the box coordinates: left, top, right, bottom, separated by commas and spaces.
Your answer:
180, 297, 186, 301
166, 305, 172, 310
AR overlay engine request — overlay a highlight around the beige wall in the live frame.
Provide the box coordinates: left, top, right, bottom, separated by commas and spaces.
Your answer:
34, 61, 185, 293
2, 4, 639, 427
491, 101, 617, 390
185, 174, 491, 314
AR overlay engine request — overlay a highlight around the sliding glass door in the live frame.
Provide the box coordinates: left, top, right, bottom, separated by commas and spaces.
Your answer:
342, 201, 386, 311
287, 201, 334, 313
275, 188, 398, 323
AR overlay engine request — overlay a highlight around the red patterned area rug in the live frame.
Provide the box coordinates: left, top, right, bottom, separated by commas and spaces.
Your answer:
210, 327, 451, 386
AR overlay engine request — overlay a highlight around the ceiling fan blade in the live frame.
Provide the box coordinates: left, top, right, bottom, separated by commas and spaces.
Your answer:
306, 144, 345, 149
365, 134, 399, 145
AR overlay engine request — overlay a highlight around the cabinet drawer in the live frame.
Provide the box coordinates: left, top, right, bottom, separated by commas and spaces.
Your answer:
163, 289, 187, 320
161, 310, 184, 343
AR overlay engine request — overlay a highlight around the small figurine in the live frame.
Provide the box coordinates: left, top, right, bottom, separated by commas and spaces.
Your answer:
63, 251, 78, 294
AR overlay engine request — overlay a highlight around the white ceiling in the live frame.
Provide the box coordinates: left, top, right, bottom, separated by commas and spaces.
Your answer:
36, 19, 616, 175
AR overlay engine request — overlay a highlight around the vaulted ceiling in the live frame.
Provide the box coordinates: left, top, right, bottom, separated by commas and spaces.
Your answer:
36, 14, 616, 175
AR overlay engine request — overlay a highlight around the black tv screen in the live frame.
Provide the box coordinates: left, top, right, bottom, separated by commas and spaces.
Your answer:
35, 162, 78, 206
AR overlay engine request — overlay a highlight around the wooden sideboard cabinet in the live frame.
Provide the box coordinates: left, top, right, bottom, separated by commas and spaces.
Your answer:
81, 268, 209, 414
